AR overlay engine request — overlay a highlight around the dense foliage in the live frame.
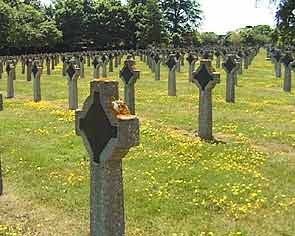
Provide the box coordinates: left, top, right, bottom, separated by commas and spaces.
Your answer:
0, 0, 293, 54
0, 0, 203, 53
275, 0, 295, 46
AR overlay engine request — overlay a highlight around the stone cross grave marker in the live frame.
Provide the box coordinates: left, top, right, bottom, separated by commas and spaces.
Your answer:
0, 60, 3, 80
26, 58, 32, 81
21, 57, 25, 74
282, 52, 294, 92
272, 50, 282, 78
223, 55, 239, 103
187, 52, 197, 82
46, 57, 51, 75
166, 54, 177, 96
192, 59, 220, 140
92, 57, 101, 79
101, 54, 108, 78
6, 60, 15, 98
120, 57, 140, 115
153, 53, 161, 81
215, 50, 221, 69
109, 53, 114, 72
175, 51, 181, 73
80, 55, 85, 79
61, 56, 66, 76
76, 79, 139, 236
237, 51, 244, 75
87, 54, 91, 67
32, 60, 42, 102
67, 58, 80, 110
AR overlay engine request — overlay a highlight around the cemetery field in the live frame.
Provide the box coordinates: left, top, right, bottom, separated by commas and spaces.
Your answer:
1, 50, 295, 236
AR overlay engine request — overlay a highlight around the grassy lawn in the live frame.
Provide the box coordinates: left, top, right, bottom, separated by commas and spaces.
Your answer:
1, 50, 295, 236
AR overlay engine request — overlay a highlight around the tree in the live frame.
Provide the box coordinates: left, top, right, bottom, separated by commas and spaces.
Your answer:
238, 25, 273, 46
276, 0, 295, 45
224, 31, 241, 47
127, 0, 164, 48
0, 0, 14, 48
54, 0, 85, 49
3, 2, 62, 53
160, 0, 202, 36
200, 32, 219, 45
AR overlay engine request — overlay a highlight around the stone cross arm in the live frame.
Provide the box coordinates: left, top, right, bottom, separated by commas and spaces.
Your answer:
192, 60, 220, 91
76, 80, 140, 163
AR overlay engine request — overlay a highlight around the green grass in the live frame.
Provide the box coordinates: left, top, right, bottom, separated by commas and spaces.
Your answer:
1, 50, 295, 236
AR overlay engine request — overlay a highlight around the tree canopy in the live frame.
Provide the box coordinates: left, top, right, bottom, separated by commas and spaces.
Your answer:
0, 0, 293, 54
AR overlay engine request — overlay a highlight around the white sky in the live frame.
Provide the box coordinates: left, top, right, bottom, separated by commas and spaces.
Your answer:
40, 0, 276, 34
199, 0, 276, 34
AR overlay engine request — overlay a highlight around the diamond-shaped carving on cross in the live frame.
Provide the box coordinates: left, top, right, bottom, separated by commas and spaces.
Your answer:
101, 54, 108, 63
186, 52, 196, 64
192, 60, 220, 91
67, 64, 76, 79
32, 63, 39, 78
273, 51, 282, 62
120, 59, 137, 85
223, 55, 237, 74
166, 54, 177, 71
6, 62, 11, 74
75, 80, 140, 163
282, 53, 294, 67
92, 57, 99, 68
153, 53, 161, 64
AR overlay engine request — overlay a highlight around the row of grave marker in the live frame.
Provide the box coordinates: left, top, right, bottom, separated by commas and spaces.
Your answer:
2, 46, 294, 236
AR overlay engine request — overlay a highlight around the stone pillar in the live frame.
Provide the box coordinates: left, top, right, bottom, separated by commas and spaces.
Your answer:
0, 60, 3, 80
223, 55, 238, 103
166, 54, 177, 96
46, 57, 51, 75
101, 53, 108, 78
32, 61, 42, 102
101, 54, 108, 78
187, 52, 196, 82
6, 61, 15, 98
26, 59, 32, 81
275, 61, 282, 78
80, 56, 85, 79
154, 54, 161, 81
175, 52, 181, 73
282, 53, 294, 92
92, 57, 100, 79
61, 56, 66, 76
87, 54, 91, 67
67, 59, 80, 110
51, 56, 55, 70
120, 58, 140, 115
192, 59, 220, 140
109, 54, 114, 72
244, 52, 249, 70
215, 51, 221, 69
21, 59, 25, 74
272, 51, 282, 78
237, 51, 244, 75
75, 79, 139, 236
12, 59, 17, 80
114, 52, 119, 68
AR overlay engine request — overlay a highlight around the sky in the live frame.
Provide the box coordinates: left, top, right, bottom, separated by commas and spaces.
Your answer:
40, 0, 276, 34
199, 0, 276, 34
